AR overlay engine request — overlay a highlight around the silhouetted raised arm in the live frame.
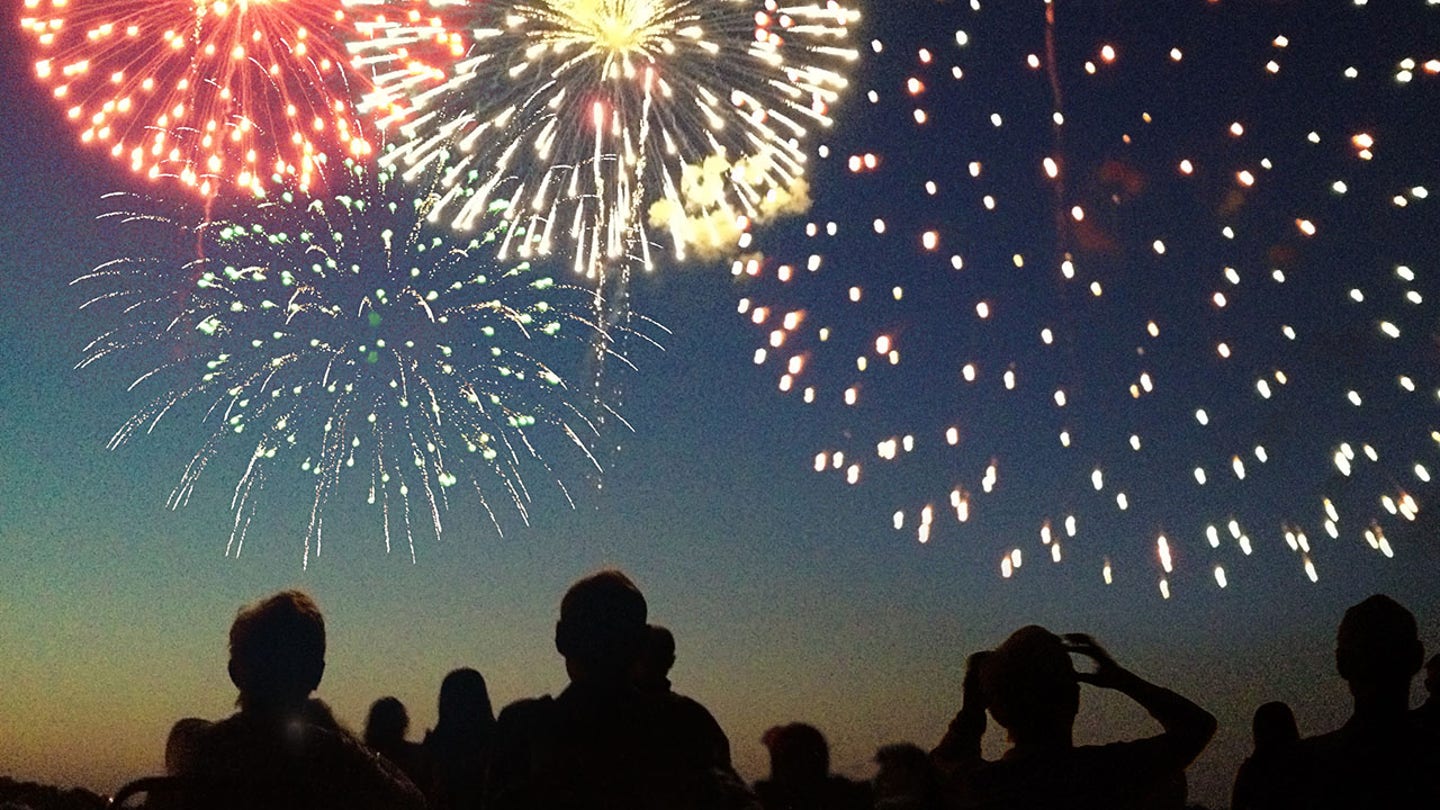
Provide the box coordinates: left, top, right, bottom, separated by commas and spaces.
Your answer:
1064, 633, 1216, 766
932, 651, 988, 772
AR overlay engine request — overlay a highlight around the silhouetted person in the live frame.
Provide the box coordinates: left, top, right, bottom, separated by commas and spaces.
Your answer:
181, 590, 424, 810
634, 623, 733, 766
634, 624, 678, 693
1231, 701, 1301, 810
932, 627, 1215, 809
422, 668, 495, 810
753, 723, 871, 810
485, 569, 756, 809
873, 743, 941, 810
164, 717, 211, 775
1416, 653, 1440, 733
364, 696, 427, 791
1292, 594, 1440, 808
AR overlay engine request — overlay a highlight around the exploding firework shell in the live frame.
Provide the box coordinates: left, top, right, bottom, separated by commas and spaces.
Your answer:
739, 3, 1440, 595
346, 0, 859, 277
21, 0, 375, 198
75, 161, 620, 565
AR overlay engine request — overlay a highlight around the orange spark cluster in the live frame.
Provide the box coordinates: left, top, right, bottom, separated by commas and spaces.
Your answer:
20, 0, 375, 197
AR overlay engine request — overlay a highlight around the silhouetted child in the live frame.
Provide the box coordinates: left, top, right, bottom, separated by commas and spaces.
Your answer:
363, 696, 427, 792
634, 623, 733, 767
485, 570, 756, 809
1230, 701, 1301, 810
932, 627, 1214, 810
753, 723, 871, 810
1293, 594, 1440, 808
180, 590, 423, 810
422, 668, 495, 810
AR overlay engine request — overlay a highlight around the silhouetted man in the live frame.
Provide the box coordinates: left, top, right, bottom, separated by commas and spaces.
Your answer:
485, 570, 756, 809
1295, 595, 1440, 809
182, 590, 423, 810
932, 626, 1214, 809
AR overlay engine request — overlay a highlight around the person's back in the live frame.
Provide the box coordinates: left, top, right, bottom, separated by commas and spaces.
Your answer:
1293, 595, 1440, 809
191, 702, 419, 810
485, 570, 755, 810
180, 591, 423, 810
933, 627, 1214, 810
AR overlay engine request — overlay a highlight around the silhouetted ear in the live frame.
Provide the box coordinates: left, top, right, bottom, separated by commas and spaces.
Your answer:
304, 658, 325, 694
1336, 647, 1356, 682
555, 620, 571, 658
228, 658, 245, 691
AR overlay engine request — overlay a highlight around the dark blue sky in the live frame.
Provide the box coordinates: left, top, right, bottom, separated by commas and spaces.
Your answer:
3, 2, 1440, 807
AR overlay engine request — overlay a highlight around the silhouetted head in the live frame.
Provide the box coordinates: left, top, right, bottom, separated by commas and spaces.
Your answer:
762, 723, 830, 785
364, 696, 410, 749
633, 624, 677, 692
1335, 595, 1422, 704
227, 590, 326, 712
1425, 654, 1440, 698
873, 742, 935, 800
1251, 701, 1299, 751
555, 569, 648, 682
980, 625, 1079, 745
435, 667, 495, 736
164, 717, 212, 775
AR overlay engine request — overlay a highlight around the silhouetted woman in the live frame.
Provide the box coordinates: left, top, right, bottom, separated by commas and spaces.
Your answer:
1231, 701, 1301, 810
423, 668, 496, 810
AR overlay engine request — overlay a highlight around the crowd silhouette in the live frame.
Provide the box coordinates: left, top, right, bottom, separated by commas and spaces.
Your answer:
92, 574, 1440, 809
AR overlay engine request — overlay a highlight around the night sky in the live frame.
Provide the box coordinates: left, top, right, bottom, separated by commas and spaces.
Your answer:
3, 2, 1440, 808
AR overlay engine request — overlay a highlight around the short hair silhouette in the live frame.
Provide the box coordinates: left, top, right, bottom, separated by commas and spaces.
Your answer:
164, 717, 212, 775
364, 697, 409, 750
1335, 594, 1422, 693
227, 590, 325, 710
634, 624, 677, 692
979, 625, 1079, 741
554, 569, 647, 674
763, 723, 830, 784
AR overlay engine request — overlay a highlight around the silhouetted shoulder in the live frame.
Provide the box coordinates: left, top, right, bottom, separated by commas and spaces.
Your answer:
657, 691, 734, 767
187, 713, 424, 810
1294, 719, 1440, 809
949, 739, 1185, 810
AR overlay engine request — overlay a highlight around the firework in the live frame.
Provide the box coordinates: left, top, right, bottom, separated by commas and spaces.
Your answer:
739, 2, 1440, 595
345, 0, 859, 277
20, 0, 374, 198
75, 161, 619, 565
